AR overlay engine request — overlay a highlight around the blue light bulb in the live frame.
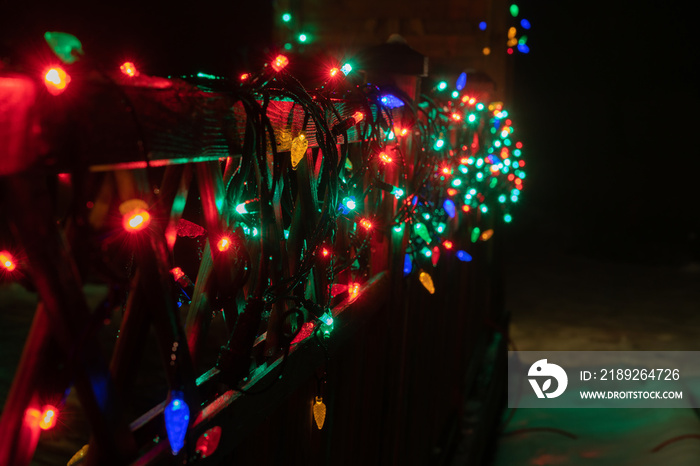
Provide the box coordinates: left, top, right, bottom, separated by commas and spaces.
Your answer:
443, 199, 456, 218
403, 254, 413, 276
456, 72, 467, 91
380, 94, 405, 109
456, 250, 473, 262
164, 391, 190, 455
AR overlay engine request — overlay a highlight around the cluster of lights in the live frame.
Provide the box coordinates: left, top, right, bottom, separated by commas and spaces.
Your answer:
398, 79, 525, 294
24, 404, 59, 431
10, 37, 528, 450
474, 4, 531, 55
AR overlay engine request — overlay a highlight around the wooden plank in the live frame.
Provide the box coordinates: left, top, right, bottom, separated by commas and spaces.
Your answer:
40, 77, 370, 173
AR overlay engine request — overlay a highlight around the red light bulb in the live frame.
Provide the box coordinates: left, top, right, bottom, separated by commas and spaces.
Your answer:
271, 55, 289, 72
170, 267, 185, 281
195, 426, 222, 459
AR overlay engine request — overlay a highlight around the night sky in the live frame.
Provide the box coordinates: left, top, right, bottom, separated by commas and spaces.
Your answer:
509, 1, 698, 263
2, 0, 697, 263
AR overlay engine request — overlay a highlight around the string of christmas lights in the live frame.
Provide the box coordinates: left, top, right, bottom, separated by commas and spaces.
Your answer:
0, 31, 526, 460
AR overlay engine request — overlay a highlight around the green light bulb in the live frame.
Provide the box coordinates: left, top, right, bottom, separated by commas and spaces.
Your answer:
414, 223, 432, 243
471, 227, 481, 243
44, 31, 83, 64
282, 13, 292, 22
298, 33, 308, 42
437, 81, 448, 91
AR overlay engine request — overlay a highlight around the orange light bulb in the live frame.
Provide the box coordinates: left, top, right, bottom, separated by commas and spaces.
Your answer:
120, 62, 139, 77
44, 67, 70, 95
39, 405, 58, 430
379, 152, 393, 163
217, 237, 231, 252
123, 210, 150, 232
0, 251, 17, 272
359, 219, 373, 230
348, 282, 360, 299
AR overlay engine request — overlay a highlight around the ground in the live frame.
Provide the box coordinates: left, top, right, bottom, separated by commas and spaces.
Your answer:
494, 248, 700, 465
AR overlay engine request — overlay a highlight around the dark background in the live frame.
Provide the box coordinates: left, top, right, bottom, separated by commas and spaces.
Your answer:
509, 1, 699, 264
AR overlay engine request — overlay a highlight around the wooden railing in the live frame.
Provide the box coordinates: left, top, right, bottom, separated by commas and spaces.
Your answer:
0, 56, 508, 466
